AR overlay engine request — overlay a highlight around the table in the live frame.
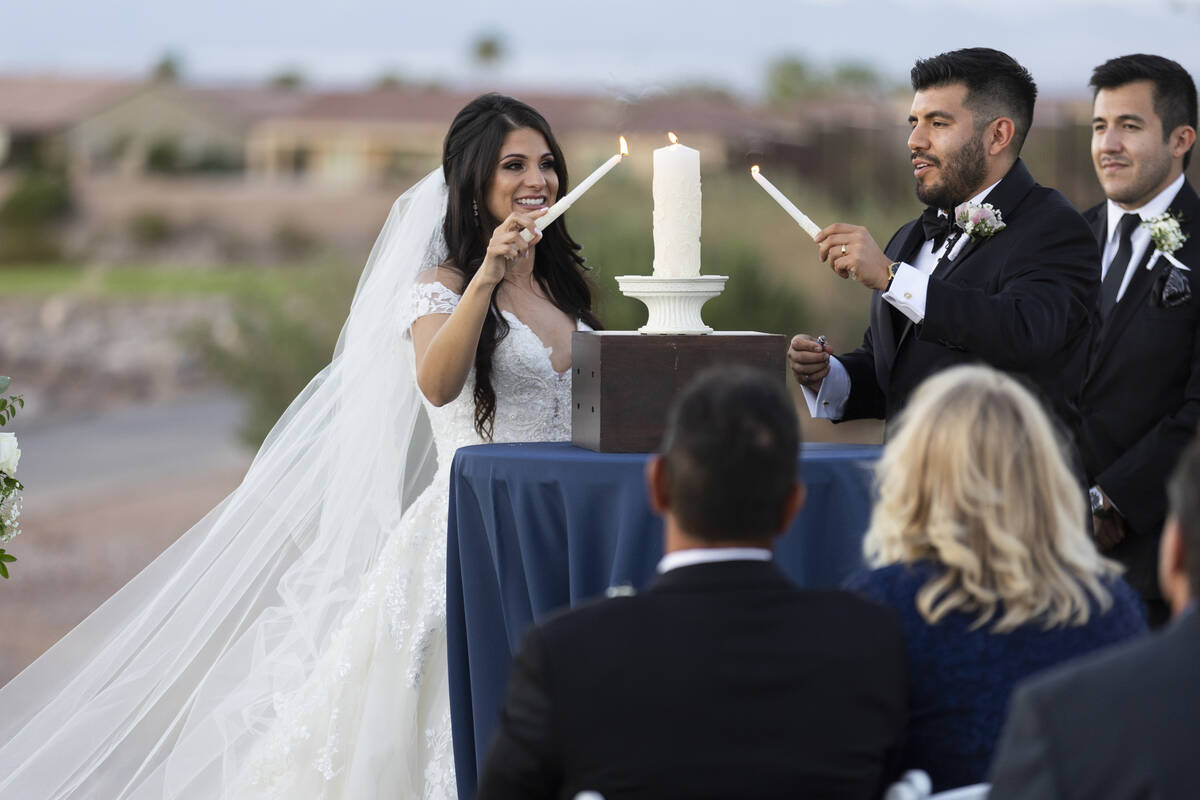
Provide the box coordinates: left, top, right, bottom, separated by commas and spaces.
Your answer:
446, 441, 880, 798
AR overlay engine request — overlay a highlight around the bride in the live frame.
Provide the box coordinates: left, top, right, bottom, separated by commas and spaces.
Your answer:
0, 93, 601, 798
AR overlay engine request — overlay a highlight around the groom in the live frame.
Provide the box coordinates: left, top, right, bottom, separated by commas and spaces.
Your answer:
475, 367, 908, 800
789, 48, 1098, 442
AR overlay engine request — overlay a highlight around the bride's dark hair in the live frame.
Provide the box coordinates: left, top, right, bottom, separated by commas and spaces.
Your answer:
442, 93, 603, 439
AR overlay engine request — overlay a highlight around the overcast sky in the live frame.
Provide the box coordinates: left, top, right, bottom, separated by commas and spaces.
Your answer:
5, 0, 1200, 99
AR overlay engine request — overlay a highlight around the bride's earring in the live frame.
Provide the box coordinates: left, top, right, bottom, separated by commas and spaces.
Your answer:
472, 200, 479, 220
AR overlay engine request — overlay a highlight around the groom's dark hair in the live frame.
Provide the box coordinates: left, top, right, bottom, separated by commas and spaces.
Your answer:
911, 48, 1037, 156
1090, 54, 1198, 169
659, 367, 800, 542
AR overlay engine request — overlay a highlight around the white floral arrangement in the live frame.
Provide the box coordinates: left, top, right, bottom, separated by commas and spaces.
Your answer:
948, 202, 1007, 260
0, 377, 25, 579
1142, 212, 1191, 272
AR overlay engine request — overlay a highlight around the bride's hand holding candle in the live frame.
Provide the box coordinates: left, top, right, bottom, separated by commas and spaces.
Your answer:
479, 210, 545, 286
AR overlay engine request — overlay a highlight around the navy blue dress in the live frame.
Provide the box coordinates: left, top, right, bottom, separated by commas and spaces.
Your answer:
844, 561, 1147, 791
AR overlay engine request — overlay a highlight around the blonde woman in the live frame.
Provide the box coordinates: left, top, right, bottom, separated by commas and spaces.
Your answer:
844, 365, 1146, 792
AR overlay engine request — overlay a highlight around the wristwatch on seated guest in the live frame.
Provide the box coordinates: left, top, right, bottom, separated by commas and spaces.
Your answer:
885, 261, 900, 292
1089, 485, 1112, 517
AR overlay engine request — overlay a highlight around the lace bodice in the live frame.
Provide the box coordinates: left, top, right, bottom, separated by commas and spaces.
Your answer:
405, 280, 589, 468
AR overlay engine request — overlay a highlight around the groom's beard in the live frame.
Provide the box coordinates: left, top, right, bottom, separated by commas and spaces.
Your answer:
914, 133, 988, 211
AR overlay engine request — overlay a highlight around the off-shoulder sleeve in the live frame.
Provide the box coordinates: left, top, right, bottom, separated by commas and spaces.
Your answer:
399, 270, 463, 337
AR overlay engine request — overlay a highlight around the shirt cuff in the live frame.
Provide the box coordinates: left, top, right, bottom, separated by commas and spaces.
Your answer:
882, 263, 929, 324
801, 356, 850, 419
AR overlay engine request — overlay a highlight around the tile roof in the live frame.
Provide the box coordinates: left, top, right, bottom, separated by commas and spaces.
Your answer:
0, 75, 143, 132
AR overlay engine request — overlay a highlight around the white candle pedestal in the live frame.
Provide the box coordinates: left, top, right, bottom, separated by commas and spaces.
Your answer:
615, 275, 728, 335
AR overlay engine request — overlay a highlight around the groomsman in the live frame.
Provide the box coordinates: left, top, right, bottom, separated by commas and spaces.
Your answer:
788, 48, 1098, 442
476, 368, 908, 800
1077, 54, 1200, 627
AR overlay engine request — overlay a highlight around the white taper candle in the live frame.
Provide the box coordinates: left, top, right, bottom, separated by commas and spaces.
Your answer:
520, 137, 628, 243
750, 165, 821, 240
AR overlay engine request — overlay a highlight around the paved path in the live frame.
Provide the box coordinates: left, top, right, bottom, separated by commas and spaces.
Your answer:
1, 392, 252, 682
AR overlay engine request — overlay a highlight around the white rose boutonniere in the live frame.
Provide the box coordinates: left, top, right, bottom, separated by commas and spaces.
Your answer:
0, 432, 19, 477
1142, 212, 1190, 272
948, 202, 1006, 260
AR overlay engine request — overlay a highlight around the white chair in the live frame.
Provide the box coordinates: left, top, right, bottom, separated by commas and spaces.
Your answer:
885, 769, 932, 800
934, 784, 989, 800
885, 769, 989, 800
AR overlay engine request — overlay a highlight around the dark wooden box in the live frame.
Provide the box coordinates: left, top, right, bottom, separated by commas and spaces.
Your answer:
571, 331, 787, 453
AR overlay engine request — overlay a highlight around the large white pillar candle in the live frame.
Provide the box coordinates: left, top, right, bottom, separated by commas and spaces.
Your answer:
652, 133, 702, 278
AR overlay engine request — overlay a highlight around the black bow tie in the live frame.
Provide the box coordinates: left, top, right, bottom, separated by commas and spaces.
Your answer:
920, 206, 955, 250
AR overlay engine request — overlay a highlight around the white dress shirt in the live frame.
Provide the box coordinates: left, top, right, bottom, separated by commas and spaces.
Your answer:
1103, 173, 1184, 303
656, 547, 772, 574
804, 179, 1002, 419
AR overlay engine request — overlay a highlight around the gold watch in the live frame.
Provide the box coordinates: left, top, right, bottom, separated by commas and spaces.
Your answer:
886, 261, 900, 290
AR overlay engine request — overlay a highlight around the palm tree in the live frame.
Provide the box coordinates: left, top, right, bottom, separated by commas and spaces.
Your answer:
472, 32, 506, 70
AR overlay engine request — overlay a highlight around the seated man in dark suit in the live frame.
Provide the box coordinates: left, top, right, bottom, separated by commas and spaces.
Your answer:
476, 367, 909, 800
988, 432, 1200, 799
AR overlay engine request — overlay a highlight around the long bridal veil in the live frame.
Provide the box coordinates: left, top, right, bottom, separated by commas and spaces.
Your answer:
0, 169, 450, 798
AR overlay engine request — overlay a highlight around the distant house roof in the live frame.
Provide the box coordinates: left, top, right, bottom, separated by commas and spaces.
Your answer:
256, 85, 790, 141
0, 75, 142, 133
176, 86, 316, 126
0, 72, 801, 145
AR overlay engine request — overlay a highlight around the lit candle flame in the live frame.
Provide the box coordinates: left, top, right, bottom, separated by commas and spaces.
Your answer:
750, 165, 760, 175
619, 136, 629, 156
667, 132, 678, 145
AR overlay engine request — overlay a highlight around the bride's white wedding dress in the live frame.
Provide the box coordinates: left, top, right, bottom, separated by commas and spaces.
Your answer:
0, 169, 584, 799
240, 279, 587, 798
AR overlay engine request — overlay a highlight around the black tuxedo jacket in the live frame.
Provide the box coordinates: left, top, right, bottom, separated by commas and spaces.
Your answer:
475, 560, 908, 800
988, 609, 1197, 800
839, 159, 1099, 440
1079, 181, 1200, 600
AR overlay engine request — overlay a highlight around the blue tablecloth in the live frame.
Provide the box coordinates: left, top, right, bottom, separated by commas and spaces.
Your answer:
446, 441, 880, 798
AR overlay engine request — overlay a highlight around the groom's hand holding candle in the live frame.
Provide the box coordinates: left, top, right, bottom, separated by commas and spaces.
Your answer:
815, 223, 893, 291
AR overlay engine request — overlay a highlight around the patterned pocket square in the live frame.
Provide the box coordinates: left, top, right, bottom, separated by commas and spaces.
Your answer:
1153, 265, 1192, 308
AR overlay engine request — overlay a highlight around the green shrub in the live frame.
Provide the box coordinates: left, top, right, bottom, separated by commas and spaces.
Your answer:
146, 137, 183, 173
0, 171, 71, 225
128, 211, 175, 246
187, 263, 358, 446
0, 170, 71, 263
191, 145, 243, 173
0, 227, 62, 263
701, 240, 808, 335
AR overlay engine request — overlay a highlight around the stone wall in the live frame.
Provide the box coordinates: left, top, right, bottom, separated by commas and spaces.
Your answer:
0, 295, 234, 418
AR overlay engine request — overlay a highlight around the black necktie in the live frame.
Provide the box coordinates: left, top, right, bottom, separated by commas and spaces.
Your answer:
920, 206, 954, 251
1101, 213, 1141, 320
